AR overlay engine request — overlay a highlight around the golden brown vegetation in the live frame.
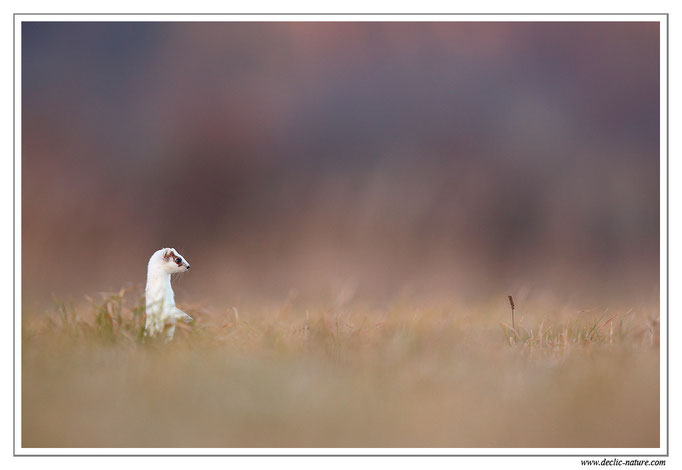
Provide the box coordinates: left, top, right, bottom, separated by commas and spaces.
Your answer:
22, 288, 660, 448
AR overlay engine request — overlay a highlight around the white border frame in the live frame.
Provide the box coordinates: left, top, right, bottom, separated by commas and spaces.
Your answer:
13, 13, 669, 457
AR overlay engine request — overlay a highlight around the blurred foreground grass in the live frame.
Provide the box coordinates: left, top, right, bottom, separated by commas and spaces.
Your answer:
22, 288, 660, 448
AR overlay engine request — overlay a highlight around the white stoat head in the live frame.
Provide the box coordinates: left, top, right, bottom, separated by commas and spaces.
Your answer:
149, 247, 191, 274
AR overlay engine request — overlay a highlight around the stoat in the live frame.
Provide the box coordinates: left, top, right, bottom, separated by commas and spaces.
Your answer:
144, 247, 192, 341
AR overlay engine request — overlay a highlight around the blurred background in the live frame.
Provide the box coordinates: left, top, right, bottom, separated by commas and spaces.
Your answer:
21, 21, 660, 311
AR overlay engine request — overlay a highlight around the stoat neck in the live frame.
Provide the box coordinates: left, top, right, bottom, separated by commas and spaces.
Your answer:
146, 266, 171, 289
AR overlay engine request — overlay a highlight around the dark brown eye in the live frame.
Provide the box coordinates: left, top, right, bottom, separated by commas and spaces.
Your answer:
175, 257, 181, 264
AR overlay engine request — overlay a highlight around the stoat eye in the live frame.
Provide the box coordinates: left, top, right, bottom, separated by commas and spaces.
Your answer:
175, 257, 181, 264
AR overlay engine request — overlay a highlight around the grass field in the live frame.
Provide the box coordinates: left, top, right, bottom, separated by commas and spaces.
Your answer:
21, 287, 660, 448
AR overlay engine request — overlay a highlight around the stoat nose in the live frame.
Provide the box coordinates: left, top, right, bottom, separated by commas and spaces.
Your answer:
186, 264, 190, 269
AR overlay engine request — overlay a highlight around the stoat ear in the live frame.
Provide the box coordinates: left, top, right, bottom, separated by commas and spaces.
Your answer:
162, 248, 172, 261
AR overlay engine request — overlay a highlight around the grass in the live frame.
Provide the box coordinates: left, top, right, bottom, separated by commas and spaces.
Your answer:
22, 287, 660, 448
